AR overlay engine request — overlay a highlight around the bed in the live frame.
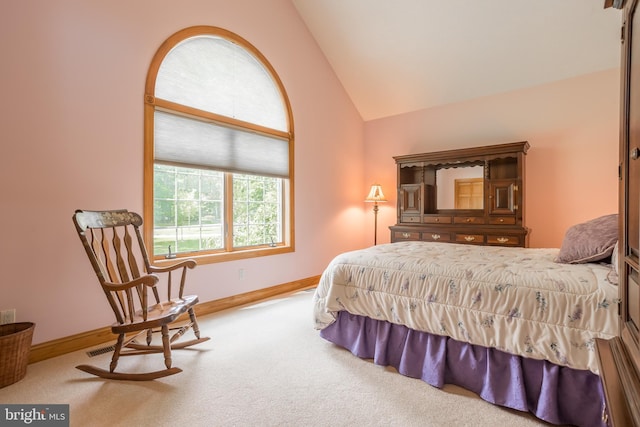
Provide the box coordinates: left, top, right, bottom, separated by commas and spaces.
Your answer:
313, 235, 619, 426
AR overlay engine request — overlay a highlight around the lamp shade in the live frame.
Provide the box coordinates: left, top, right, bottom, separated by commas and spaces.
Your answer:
365, 184, 387, 202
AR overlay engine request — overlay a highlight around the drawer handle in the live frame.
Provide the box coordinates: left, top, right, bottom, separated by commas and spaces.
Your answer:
464, 236, 475, 242
435, 218, 440, 222
499, 218, 504, 223
466, 218, 471, 223
497, 237, 509, 243
402, 232, 410, 238
431, 234, 441, 240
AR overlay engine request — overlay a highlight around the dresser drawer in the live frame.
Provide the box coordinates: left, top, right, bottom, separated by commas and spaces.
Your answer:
401, 215, 421, 223
486, 235, 520, 246
455, 233, 485, 244
453, 216, 485, 225
422, 232, 451, 242
489, 216, 516, 225
423, 216, 452, 224
393, 231, 421, 241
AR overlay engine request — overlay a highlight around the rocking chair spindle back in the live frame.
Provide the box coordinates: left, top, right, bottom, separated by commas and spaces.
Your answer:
72, 209, 210, 380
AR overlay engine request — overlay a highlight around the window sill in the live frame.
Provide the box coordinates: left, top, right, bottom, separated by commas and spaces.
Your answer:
151, 244, 294, 266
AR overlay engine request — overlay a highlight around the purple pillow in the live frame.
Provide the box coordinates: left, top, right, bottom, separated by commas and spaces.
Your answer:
555, 214, 619, 264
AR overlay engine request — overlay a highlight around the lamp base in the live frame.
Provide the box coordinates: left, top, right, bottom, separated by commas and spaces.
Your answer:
372, 203, 379, 246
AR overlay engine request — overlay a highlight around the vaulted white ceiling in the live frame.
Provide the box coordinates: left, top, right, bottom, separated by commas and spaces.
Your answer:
292, 0, 623, 121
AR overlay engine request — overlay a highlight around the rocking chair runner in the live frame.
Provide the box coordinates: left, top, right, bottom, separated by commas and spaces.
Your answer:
72, 209, 210, 380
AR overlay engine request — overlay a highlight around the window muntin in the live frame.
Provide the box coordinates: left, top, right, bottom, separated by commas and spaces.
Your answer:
144, 26, 294, 264
153, 165, 224, 256
232, 174, 282, 248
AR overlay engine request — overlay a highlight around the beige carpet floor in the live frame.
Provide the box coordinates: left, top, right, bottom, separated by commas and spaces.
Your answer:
0, 289, 555, 426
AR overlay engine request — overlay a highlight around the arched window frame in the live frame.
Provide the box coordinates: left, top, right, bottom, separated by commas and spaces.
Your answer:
144, 26, 294, 265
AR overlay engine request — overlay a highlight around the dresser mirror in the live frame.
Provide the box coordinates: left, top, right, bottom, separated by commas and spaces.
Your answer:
436, 164, 484, 210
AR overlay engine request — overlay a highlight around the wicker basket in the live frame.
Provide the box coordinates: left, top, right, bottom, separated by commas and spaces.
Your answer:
0, 322, 35, 388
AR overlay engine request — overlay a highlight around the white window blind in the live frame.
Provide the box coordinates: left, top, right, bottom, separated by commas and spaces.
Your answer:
154, 110, 289, 178
156, 36, 287, 132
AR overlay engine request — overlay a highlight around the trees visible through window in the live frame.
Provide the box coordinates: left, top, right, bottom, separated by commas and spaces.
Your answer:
144, 26, 294, 264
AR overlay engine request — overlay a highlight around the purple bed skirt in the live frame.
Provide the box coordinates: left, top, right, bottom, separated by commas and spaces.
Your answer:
320, 311, 605, 427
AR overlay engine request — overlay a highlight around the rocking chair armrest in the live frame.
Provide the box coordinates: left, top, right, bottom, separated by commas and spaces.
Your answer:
147, 259, 197, 274
103, 274, 160, 292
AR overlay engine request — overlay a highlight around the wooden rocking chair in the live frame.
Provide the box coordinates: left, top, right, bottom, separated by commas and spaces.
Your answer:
72, 209, 210, 380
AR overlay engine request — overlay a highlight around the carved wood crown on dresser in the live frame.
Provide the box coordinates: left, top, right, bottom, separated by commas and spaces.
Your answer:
389, 141, 530, 247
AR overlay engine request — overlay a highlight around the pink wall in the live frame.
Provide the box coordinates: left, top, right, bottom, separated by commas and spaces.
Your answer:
364, 69, 620, 248
0, 0, 621, 346
0, 0, 366, 344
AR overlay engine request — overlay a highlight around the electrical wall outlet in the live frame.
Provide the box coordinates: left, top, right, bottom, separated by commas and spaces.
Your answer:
0, 309, 16, 325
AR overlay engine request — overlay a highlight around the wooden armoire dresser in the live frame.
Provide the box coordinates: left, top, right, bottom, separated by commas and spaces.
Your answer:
389, 141, 530, 247
596, 1, 640, 425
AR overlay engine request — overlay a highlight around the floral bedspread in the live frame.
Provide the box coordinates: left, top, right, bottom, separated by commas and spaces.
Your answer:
313, 241, 619, 374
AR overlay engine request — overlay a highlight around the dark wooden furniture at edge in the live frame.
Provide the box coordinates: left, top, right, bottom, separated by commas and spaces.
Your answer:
596, 1, 640, 425
389, 141, 530, 247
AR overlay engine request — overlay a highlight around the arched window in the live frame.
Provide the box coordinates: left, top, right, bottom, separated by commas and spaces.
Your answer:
144, 26, 294, 264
